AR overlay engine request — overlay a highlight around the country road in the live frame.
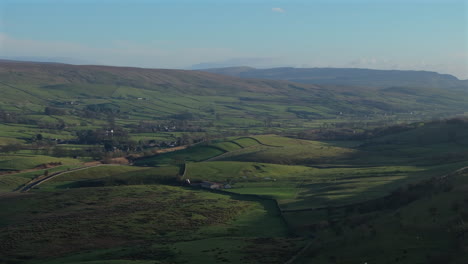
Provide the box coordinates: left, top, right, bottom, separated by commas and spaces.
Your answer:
18, 164, 121, 192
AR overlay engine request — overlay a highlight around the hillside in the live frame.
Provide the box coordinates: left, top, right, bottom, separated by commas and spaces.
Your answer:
296, 168, 468, 264
0, 60, 467, 159
201, 66, 468, 89
1, 60, 467, 123
0, 60, 312, 96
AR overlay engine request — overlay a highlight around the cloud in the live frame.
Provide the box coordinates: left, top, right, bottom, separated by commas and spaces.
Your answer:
272, 7, 285, 13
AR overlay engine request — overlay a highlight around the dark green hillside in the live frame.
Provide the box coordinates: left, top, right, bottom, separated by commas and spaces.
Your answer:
355, 118, 468, 166
365, 118, 468, 146
296, 168, 468, 264
0, 185, 297, 264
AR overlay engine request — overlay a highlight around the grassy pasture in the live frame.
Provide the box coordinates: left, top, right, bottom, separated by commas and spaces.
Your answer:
0, 153, 79, 171
133, 137, 262, 166
0, 174, 32, 193
185, 157, 468, 211
232, 137, 261, 148
369, 120, 468, 146
130, 132, 177, 142
0, 164, 83, 193
211, 141, 243, 152
0, 123, 76, 141
216, 135, 356, 165
295, 171, 468, 264
0, 185, 296, 264
134, 145, 225, 166
36, 165, 179, 191
185, 161, 313, 182
176, 133, 468, 212
0, 136, 23, 145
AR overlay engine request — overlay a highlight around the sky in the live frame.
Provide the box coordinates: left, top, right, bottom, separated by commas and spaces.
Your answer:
0, 0, 467, 79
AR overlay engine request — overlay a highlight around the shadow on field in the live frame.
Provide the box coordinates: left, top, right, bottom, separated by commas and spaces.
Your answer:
187, 187, 292, 236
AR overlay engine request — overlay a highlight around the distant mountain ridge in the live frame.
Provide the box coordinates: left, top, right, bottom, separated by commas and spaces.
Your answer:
1, 60, 468, 124
0, 56, 96, 65
200, 66, 467, 89
0, 59, 307, 96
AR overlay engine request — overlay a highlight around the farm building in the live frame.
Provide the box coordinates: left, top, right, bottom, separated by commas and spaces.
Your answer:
192, 181, 232, 189
200, 181, 223, 189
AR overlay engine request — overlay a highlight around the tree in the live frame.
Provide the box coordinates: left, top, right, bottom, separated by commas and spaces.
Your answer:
1, 143, 22, 153
264, 117, 273, 127
181, 133, 193, 145
44, 106, 67, 115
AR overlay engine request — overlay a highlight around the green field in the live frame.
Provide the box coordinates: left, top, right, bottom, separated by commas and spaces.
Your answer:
0, 153, 79, 171
0, 164, 83, 193
0, 185, 298, 264
134, 146, 225, 166
184, 160, 468, 211
213, 135, 356, 165
35, 165, 179, 191
133, 137, 263, 166
294, 170, 468, 264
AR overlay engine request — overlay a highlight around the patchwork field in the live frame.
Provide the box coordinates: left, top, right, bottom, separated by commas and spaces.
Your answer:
1, 84, 468, 264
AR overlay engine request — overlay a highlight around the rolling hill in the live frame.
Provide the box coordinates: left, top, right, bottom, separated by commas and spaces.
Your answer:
0, 60, 467, 151
201, 66, 468, 90
1, 60, 468, 123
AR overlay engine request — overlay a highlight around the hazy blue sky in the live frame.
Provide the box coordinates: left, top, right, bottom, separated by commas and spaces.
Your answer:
0, 0, 467, 78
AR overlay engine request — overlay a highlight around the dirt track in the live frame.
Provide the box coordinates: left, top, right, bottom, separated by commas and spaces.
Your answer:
18, 164, 123, 192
